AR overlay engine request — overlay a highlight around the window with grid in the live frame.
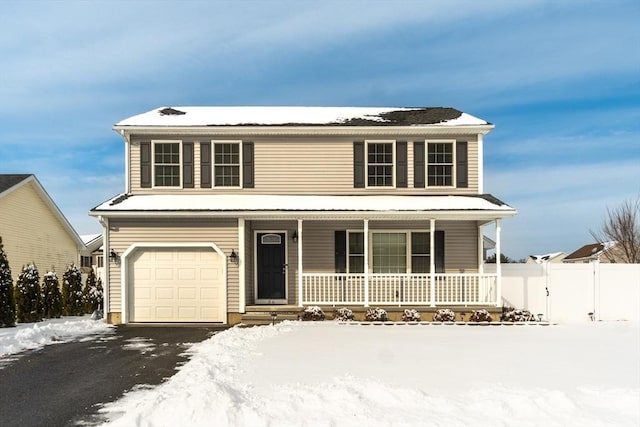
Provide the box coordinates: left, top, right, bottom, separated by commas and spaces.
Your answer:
411, 232, 430, 273
348, 232, 364, 273
367, 142, 394, 187
427, 142, 453, 186
214, 142, 240, 187
372, 233, 406, 273
154, 142, 180, 187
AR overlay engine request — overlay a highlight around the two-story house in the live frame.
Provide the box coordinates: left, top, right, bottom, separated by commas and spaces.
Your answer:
90, 106, 516, 324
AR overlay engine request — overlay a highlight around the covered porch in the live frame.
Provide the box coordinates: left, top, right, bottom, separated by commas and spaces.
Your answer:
236, 195, 516, 311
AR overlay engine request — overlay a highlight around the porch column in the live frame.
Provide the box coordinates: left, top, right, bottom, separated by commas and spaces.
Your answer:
297, 219, 303, 307
364, 219, 369, 307
238, 218, 245, 313
478, 224, 484, 274
495, 219, 502, 306
429, 219, 436, 307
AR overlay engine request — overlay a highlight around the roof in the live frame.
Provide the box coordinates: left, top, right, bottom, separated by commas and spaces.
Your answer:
0, 174, 32, 195
0, 174, 86, 250
91, 194, 516, 221
81, 234, 103, 252
564, 242, 616, 262
115, 106, 490, 128
528, 252, 567, 264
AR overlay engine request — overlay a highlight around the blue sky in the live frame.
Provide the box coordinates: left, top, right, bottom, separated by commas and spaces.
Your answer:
1, 0, 638, 260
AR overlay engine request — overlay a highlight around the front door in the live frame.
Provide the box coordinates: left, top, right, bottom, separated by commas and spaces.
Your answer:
256, 232, 287, 304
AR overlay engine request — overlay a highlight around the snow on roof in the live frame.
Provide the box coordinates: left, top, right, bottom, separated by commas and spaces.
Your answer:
529, 252, 566, 263
115, 106, 489, 128
80, 233, 101, 245
92, 194, 514, 215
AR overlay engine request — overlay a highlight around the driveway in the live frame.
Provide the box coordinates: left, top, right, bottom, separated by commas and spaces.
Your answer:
0, 325, 228, 427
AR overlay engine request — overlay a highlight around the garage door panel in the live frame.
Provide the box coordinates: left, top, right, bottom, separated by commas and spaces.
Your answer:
129, 247, 224, 322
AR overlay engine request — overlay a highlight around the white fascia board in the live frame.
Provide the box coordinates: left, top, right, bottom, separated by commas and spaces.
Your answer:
89, 209, 516, 222
113, 124, 494, 137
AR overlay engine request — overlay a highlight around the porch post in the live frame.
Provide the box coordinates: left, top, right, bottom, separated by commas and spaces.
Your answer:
429, 218, 436, 307
478, 224, 484, 274
297, 219, 303, 307
238, 218, 245, 313
495, 219, 502, 306
364, 219, 369, 307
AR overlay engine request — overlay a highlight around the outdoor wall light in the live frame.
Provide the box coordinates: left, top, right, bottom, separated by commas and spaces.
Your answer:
271, 311, 278, 325
229, 249, 239, 265
292, 230, 298, 243
109, 250, 119, 262
537, 313, 544, 322
588, 312, 595, 321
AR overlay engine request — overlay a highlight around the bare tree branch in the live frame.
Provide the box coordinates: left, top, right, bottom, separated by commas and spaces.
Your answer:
590, 195, 640, 263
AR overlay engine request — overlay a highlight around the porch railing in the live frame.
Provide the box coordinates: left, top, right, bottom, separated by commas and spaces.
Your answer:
301, 273, 498, 306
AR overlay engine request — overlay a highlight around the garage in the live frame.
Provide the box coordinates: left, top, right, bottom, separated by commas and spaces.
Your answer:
128, 247, 225, 322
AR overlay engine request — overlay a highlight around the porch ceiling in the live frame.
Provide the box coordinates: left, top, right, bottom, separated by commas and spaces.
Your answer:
91, 194, 516, 223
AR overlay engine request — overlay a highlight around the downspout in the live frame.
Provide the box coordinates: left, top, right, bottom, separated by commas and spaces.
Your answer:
98, 216, 110, 320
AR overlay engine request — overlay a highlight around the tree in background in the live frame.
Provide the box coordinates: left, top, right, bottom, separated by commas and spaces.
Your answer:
591, 195, 640, 263
62, 263, 84, 316
485, 253, 518, 263
0, 237, 16, 327
42, 271, 63, 319
83, 268, 103, 313
15, 264, 42, 323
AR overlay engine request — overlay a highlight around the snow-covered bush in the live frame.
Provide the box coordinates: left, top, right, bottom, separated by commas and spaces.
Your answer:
0, 237, 16, 327
301, 306, 325, 321
469, 309, 493, 322
501, 308, 535, 322
83, 269, 103, 313
432, 308, 456, 322
401, 309, 421, 322
62, 264, 84, 316
41, 271, 63, 319
333, 307, 354, 321
15, 264, 42, 323
365, 307, 388, 322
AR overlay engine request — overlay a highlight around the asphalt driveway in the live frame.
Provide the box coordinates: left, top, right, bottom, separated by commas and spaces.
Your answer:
0, 325, 229, 427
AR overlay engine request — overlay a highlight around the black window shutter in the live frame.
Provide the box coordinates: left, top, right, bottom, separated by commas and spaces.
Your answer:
353, 141, 365, 188
435, 230, 445, 273
335, 230, 347, 273
200, 142, 211, 188
242, 142, 254, 188
414, 141, 425, 188
140, 141, 151, 188
183, 142, 194, 188
456, 141, 468, 188
396, 141, 407, 188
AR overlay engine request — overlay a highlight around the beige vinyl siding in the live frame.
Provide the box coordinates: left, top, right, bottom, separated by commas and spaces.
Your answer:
0, 182, 79, 282
107, 218, 238, 313
128, 135, 480, 195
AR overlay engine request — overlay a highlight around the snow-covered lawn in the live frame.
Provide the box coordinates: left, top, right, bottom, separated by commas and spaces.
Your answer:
99, 321, 640, 427
0, 316, 113, 360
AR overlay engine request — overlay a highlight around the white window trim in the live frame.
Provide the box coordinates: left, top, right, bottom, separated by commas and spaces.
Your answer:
425, 139, 456, 188
212, 140, 243, 189
152, 140, 182, 189
365, 140, 396, 189
347, 229, 433, 274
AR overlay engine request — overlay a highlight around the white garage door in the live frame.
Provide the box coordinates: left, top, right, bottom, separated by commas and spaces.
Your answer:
129, 247, 225, 322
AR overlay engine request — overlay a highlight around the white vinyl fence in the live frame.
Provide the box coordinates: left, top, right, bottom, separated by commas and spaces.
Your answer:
484, 263, 640, 322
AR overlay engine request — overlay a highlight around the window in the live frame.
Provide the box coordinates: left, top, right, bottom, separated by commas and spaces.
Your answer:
411, 232, 430, 273
367, 142, 394, 187
80, 256, 92, 268
214, 142, 240, 187
372, 233, 406, 273
97, 255, 104, 268
348, 232, 364, 273
153, 142, 181, 187
427, 142, 454, 186
344, 231, 437, 274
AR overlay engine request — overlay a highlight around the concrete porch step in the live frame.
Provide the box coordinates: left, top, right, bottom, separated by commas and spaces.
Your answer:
241, 312, 300, 325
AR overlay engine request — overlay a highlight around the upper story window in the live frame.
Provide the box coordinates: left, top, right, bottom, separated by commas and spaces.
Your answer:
153, 141, 181, 187
366, 141, 394, 187
214, 142, 240, 187
427, 141, 454, 187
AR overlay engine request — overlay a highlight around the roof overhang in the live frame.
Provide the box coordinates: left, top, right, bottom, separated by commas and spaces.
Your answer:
113, 124, 495, 138
90, 194, 516, 225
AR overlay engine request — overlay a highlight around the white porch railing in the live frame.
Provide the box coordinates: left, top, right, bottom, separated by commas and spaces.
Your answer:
302, 273, 498, 306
